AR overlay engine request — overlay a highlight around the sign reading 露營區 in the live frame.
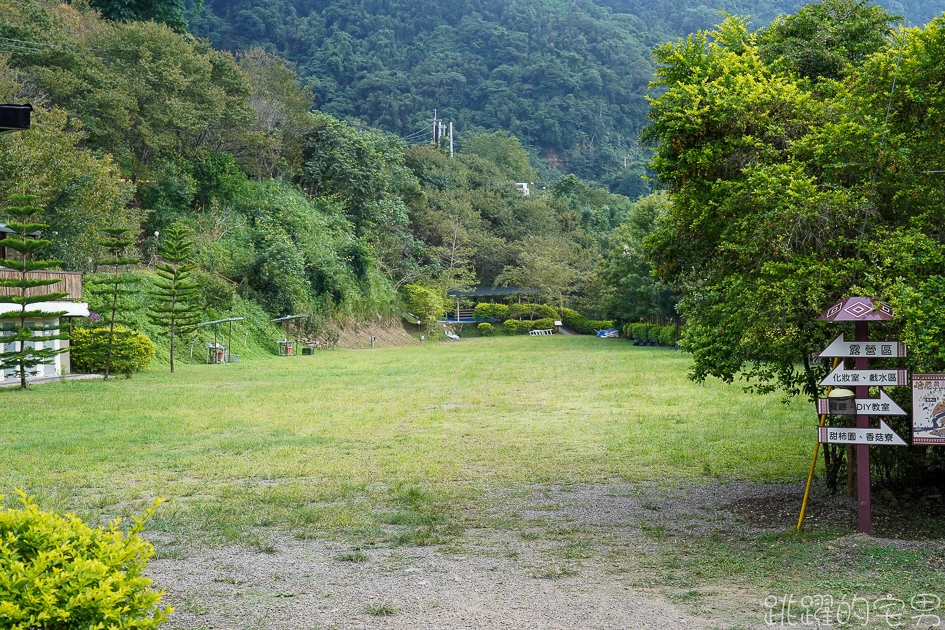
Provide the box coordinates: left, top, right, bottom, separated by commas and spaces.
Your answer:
912, 374, 945, 445
817, 333, 907, 359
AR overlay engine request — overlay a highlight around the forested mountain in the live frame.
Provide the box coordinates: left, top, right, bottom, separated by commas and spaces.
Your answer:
190, 0, 943, 192
0, 0, 631, 350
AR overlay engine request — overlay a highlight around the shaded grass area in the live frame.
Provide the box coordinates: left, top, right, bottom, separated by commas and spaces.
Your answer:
639, 528, 945, 626
1, 335, 812, 549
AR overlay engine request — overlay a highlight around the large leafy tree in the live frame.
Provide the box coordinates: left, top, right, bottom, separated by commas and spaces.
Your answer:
7, 13, 254, 184
0, 106, 134, 271
758, 0, 898, 82
0, 195, 68, 389
643, 9, 945, 486
596, 192, 678, 325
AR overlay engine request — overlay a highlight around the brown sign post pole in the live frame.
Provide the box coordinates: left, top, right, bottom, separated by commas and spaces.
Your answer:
854, 319, 871, 533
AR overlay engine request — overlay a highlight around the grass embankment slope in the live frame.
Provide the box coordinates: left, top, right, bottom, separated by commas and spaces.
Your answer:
1, 335, 809, 541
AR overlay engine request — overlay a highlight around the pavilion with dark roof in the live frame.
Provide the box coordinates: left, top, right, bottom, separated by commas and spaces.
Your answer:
440, 286, 539, 323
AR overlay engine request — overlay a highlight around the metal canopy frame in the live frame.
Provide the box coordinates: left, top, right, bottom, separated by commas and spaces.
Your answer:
271, 314, 310, 356
197, 317, 244, 364
446, 286, 539, 297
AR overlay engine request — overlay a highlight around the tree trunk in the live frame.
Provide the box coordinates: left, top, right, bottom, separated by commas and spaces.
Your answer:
18, 306, 26, 390
103, 280, 119, 381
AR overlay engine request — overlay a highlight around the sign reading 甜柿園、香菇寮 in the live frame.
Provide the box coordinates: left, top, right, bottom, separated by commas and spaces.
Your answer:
818, 420, 907, 446
912, 374, 945, 445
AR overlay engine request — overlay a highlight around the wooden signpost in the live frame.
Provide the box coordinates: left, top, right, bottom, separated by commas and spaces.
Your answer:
811, 297, 908, 534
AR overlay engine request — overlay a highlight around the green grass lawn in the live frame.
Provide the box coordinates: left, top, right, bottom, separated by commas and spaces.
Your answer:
1, 335, 813, 546
5, 334, 943, 624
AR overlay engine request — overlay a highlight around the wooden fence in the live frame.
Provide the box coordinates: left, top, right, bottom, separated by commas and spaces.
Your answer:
0, 270, 82, 300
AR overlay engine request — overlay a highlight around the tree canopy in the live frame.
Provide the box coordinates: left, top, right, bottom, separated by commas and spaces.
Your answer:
642, 6, 945, 489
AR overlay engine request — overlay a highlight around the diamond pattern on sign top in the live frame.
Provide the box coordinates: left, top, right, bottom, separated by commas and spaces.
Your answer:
844, 301, 871, 318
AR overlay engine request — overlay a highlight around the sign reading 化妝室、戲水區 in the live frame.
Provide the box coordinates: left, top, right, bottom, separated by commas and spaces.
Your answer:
819, 363, 908, 387
912, 374, 945, 445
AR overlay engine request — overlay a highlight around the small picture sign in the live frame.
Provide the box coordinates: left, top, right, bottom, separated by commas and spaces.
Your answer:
912, 374, 945, 444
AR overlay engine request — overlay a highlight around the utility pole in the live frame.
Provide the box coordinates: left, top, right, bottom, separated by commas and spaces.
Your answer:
432, 109, 440, 145
449, 121, 454, 158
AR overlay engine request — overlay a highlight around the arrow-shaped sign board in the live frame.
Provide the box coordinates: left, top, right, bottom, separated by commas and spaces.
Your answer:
817, 389, 907, 416
818, 421, 907, 446
819, 364, 908, 387
818, 333, 906, 359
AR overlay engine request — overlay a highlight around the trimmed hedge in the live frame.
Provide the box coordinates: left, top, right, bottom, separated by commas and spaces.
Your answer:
502, 319, 530, 334
71, 326, 157, 377
622, 323, 684, 346
477, 322, 494, 336
473, 303, 510, 320
561, 308, 613, 335
507, 303, 558, 320
531, 317, 556, 331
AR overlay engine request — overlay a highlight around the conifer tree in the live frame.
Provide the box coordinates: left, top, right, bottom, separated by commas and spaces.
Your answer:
0, 194, 69, 389
86, 227, 141, 381
148, 224, 201, 373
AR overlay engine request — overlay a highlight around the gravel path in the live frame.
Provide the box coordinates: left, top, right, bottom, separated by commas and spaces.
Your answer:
149, 533, 710, 630
143, 480, 866, 630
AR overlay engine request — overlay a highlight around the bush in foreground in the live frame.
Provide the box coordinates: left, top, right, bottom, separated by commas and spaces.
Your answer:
477, 322, 494, 336
0, 491, 171, 628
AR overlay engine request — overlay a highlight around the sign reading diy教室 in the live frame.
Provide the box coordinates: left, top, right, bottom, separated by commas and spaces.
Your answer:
912, 374, 945, 445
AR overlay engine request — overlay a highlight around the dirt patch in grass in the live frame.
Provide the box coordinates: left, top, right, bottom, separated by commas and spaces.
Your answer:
334, 318, 419, 349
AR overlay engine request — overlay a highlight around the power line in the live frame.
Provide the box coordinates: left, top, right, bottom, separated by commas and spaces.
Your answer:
401, 128, 429, 141
0, 35, 100, 53
0, 43, 44, 54
0, 36, 62, 49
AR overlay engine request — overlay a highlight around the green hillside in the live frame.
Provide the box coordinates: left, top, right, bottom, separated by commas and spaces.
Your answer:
190, 0, 943, 190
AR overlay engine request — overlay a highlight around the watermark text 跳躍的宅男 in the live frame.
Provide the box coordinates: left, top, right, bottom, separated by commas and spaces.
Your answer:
765, 593, 942, 627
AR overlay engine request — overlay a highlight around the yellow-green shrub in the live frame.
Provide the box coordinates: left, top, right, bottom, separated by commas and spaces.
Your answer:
530, 318, 556, 330
503, 319, 529, 334
0, 491, 171, 628
71, 326, 156, 377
